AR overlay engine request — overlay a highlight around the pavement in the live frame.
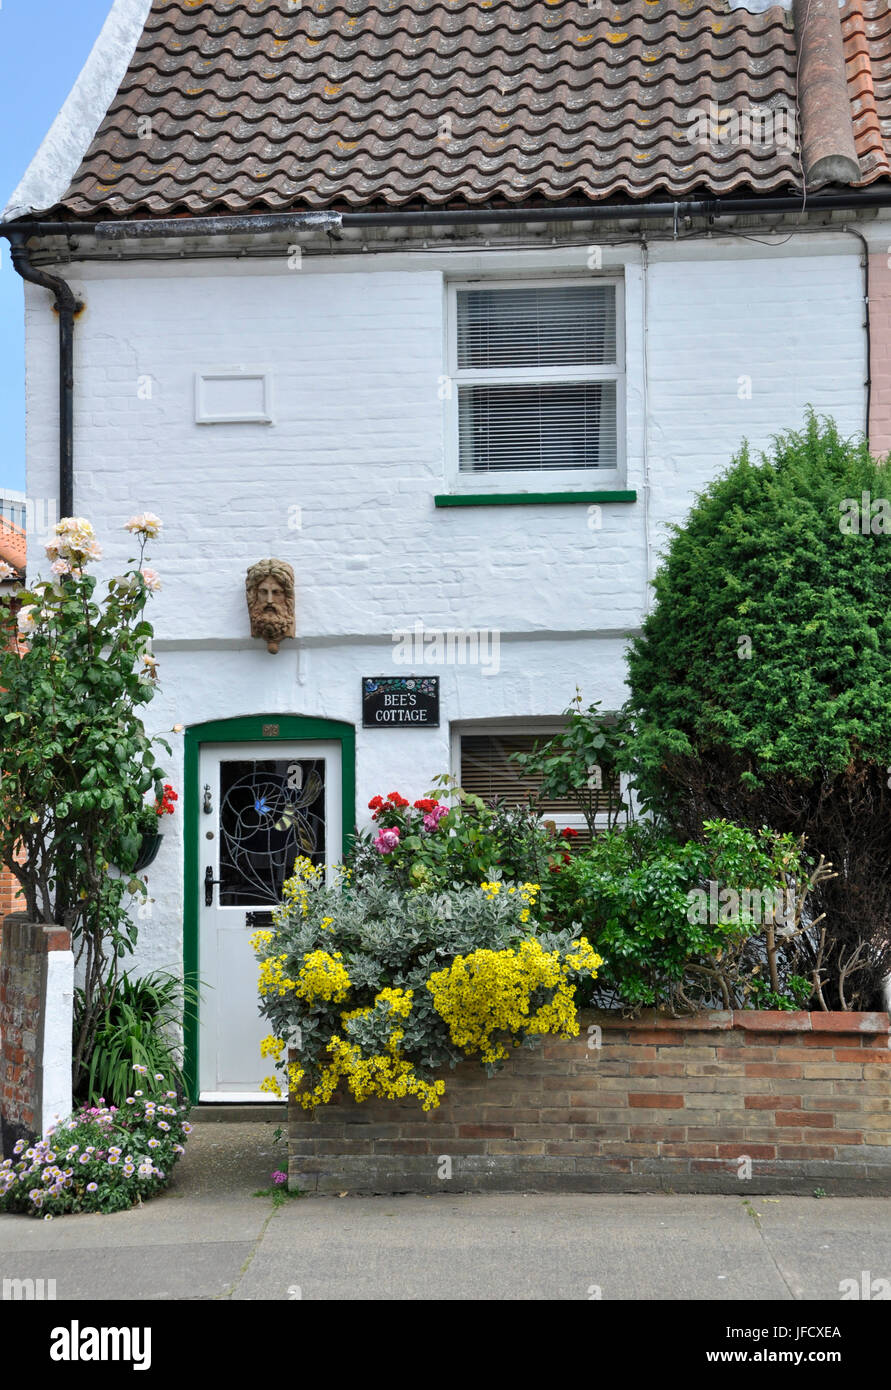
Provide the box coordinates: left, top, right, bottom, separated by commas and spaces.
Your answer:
1, 1119, 889, 1300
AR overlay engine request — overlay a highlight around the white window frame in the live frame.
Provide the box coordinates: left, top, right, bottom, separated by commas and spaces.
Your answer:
444, 276, 626, 493
451, 718, 630, 834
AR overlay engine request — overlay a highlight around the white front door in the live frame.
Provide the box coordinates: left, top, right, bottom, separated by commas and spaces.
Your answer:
197, 741, 342, 1099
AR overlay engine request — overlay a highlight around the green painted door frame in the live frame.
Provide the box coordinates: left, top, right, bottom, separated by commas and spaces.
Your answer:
183, 714, 356, 1100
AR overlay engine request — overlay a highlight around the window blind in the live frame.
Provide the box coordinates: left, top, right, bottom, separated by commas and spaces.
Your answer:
459, 733, 620, 823
458, 380, 617, 472
456, 286, 617, 370
455, 284, 619, 474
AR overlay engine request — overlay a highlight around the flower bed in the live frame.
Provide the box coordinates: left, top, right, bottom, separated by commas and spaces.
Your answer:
288, 1010, 891, 1196
0, 1068, 191, 1217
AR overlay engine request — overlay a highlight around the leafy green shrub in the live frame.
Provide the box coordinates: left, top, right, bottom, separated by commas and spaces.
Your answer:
74, 971, 198, 1109
550, 819, 827, 1013
626, 415, 891, 1007
252, 859, 601, 1108
0, 1069, 191, 1217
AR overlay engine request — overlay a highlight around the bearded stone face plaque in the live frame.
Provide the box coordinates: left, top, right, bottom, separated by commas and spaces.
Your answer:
246, 559, 295, 654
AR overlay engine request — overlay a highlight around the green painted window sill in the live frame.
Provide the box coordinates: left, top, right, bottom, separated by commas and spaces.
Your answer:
434, 490, 637, 508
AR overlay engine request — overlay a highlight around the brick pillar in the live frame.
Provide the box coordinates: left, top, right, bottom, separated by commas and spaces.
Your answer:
0, 860, 26, 952
0, 915, 74, 1156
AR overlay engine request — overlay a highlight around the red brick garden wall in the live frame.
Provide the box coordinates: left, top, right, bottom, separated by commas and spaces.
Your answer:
288, 1010, 891, 1195
0, 916, 72, 1157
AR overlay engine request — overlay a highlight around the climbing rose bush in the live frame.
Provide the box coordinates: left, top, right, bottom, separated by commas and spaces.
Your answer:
0, 1069, 191, 1217
0, 513, 170, 1094
252, 858, 603, 1110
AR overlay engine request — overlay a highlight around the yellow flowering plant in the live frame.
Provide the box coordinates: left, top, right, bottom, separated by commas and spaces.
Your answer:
252, 856, 603, 1108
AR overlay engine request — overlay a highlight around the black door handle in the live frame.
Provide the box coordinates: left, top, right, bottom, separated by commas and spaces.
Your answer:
205, 865, 225, 906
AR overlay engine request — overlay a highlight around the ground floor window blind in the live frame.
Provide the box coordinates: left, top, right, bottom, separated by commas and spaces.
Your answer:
459, 732, 622, 844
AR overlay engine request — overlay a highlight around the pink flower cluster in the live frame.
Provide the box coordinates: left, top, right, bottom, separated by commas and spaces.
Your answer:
374, 827, 400, 855
368, 792, 450, 854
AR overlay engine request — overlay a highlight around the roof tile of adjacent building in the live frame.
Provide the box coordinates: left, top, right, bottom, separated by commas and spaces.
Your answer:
0, 520, 27, 578
843, 0, 891, 184
50, 0, 891, 217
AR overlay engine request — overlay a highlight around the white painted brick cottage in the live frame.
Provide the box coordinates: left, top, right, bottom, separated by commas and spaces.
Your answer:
4, 0, 891, 1096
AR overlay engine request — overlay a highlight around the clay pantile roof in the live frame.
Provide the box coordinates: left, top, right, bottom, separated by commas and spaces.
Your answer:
58, 0, 804, 217
0, 519, 26, 578
842, 0, 891, 184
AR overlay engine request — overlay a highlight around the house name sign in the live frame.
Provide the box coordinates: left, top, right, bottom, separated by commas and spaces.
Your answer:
361, 676, 440, 728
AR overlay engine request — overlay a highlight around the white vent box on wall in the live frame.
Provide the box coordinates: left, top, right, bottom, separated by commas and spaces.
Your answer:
195, 369, 274, 424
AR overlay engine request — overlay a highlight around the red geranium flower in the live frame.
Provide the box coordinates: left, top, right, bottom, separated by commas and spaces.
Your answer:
368, 796, 385, 811
387, 792, 410, 808
561, 827, 579, 840
413, 798, 437, 813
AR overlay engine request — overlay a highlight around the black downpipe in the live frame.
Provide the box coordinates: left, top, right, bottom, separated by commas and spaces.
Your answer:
6, 231, 83, 520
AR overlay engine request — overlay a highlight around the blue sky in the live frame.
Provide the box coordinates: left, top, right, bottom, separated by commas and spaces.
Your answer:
1, 0, 114, 495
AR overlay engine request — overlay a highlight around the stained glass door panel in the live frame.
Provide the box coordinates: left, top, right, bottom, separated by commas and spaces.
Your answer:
218, 758, 325, 907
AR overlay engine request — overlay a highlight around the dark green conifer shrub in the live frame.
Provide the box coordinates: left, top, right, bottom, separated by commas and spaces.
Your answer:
627, 414, 891, 1008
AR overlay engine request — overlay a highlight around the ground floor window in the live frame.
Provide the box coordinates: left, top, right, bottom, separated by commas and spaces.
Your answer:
456, 726, 623, 844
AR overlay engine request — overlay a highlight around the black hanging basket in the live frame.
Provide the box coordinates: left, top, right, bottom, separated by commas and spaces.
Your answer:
133, 832, 164, 872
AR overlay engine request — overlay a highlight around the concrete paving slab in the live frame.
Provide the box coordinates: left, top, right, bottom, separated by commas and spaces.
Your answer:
0, 1198, 270, 1252
237, 1193, 789, 1301
743, 1197, 891, 1301
168, 1121, 285, 1198
0, 1243, 256, 1300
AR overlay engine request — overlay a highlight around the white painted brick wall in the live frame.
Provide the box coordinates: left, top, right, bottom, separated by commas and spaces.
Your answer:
22, 237, 865, 975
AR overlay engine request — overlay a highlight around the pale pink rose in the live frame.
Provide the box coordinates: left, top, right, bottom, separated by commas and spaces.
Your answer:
55, 517, 94, 538
0, 561, 15, 581
50, 518, 100, 565
125, 512, 162, 538
373, 827, 400, 855
55, 518, 95, 554
140, 568, 161, 591
50, 559, 71, 576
